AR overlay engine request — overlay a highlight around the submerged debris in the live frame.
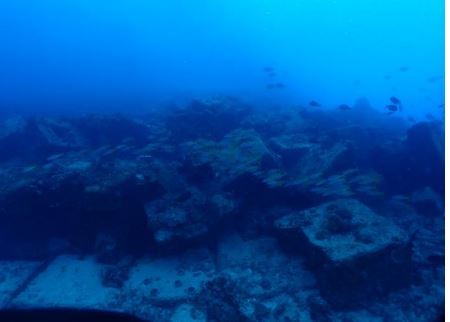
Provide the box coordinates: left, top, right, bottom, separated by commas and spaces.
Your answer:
0, 96, 443, 321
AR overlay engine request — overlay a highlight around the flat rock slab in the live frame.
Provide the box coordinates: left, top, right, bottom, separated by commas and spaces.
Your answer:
12, 255, 119, 310
217, 234, 316, 293
170, 304, 206, 322
216, 234, 316, 320
121, 248, 215, 307
4, 251, 215, 321
0, 261, 42, 308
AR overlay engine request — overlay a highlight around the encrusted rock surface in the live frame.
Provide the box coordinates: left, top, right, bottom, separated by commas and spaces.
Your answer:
0, 97, 444, 321
275, 199, 412, 307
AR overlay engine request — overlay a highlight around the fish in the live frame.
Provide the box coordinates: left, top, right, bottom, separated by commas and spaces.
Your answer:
438, 103, 445, 108
309, 100, 321, 107
267, 72, 277, 78
390, 96, 401, 105
407, 117, 416, 123
275, 82, 285, 89
425, 113, 436, 121
266, 83, 275, 89
338, 104, 351, 111
428, 75, 444, 83
0, 309, 146, 322
386, 104, 399, 112
399, 66, 409, 72
384, 75, 392, 80
263, 67, 274, 73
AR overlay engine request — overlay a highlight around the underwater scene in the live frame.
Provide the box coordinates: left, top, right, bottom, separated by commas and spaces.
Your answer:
0, 1, 445, 321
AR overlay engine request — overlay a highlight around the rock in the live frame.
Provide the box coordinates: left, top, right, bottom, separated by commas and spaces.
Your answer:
213, 234, 316, 321
379, 196, 422, 234
216, 234, 316, 295
0, 147, 163, 260
72, 114, 151, 147
269, 134, 312, 169
0, 116, 27, 139
170, 304, 206, 322
406, 121, 444, 163
404, 122, 444, 194
165, 96, 252, 141
374, 121, 444, 196
274, 199, 412, 308
122, 249, 215, 307
100, 256, 135, 289
145, 189, 235, 251
307, 294, 333, 322
182, 129, 280, 189
411, 187, 444, 217
101, 265, 129, 289
195, 275, 250, 322
0, 261, 42, 308
0, 117, 83, 163
95, 233, 119, 264
12, 255, 120, 310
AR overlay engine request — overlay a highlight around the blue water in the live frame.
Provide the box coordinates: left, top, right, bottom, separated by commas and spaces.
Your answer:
0, 1, 445, 322
0, 0, 444, 119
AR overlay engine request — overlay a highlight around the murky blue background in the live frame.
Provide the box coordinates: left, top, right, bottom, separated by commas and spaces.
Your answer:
0, 0, 444, 118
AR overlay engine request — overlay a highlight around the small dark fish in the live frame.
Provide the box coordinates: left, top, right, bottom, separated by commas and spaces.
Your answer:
384, 75, 392, 80
309, 100, 321, 107
275, 82, 285, 89
266, 83, 275, 89
399, 66, 409, 72
407, 117, 416, 123
338, 104, 351, 111
267, 72, 277, 78
425, 113, 436, 121
428, 75, 444, 83
390, 96, 401, 105
438, 103, 445, 108
263, 67, 274, 73
386, 104, 399, 112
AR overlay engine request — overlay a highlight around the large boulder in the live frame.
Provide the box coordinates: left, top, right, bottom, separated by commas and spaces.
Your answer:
0, 117, 84, 163
0, 145, 165, 260
72, 114, 151, 147
404, 121, 444, 195
165, 96, 252, 141
274, 199, 412, 308
0, 114, 154, 163
182, 129, 280, 186
372, 121, 444, 196
411, 187, 444, 217
145, 189, 235, 251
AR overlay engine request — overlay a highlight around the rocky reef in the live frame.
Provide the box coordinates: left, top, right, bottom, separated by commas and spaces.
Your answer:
0, 97, 444, 321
